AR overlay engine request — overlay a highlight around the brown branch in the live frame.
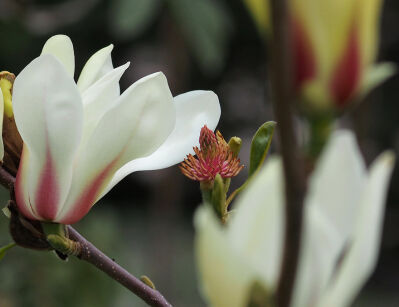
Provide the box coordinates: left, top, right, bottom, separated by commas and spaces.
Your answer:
268, 1, 307, 307
0, 166, 172, 307
67, 226, 171, 307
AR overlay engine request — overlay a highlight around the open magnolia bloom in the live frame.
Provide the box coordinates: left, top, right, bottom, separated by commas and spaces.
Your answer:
195, 130, 394, 307
244, 0, 395, 113
13, 35, 221, 224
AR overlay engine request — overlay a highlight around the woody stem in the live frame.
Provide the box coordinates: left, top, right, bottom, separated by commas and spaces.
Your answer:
269, 1, 307, 307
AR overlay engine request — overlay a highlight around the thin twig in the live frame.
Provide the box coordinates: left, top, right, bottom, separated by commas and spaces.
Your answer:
268, 1, 307, 307
67, 226, 171, 307
0, 166, 172, 307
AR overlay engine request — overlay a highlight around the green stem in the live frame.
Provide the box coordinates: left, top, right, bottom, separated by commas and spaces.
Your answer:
307, 116, 333, 159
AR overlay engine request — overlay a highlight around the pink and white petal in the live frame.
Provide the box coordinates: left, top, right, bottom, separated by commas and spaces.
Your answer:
318, 151, 395, 307
228, 157, 285, 289
195, 205, 255, 307
56, 72, 175, 224
13, 55, 83, 221
77, 44, 114, 92
80, 63, 130, 144
306, 130, 366, 247
41, 35, 75, 77
99, 90, 220, 199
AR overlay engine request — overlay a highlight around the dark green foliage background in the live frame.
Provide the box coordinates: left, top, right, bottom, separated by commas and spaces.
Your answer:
1, 0, 399, 306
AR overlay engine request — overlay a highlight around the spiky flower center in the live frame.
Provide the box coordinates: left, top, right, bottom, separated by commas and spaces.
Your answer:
180, 126, 243, 182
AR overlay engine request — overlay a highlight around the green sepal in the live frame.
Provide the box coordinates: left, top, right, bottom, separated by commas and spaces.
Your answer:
225, 122, 276, 208
223, 136, 242, 194
249, 121, 276, 176
200, 175, 228, 223
0, 242, 16, 261
211, 174, 227, 220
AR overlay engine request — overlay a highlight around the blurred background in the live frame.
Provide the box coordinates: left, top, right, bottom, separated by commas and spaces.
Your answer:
0, 0, 399, 306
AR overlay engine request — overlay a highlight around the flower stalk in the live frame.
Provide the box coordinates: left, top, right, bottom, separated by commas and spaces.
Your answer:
269, 1, 307, 307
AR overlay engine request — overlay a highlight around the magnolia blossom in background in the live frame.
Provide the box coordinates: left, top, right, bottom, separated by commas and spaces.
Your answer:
244, 0, 394, 113
12, 35, 221, 224
195, 130, 394, 307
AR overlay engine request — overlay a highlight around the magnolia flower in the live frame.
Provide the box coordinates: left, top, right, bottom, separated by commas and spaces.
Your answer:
195, 130, 394, 307
12, 35, 221, 224
244, 0, 394, 112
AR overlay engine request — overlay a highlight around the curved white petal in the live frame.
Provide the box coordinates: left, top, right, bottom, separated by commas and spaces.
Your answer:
13, 55, 83, 221
80, 63, 130, 144
291, 205, 341, 307
77, 44, 114, 92
41, 35, 75, 77
307, 130, 366, 247
56, 72, 175, 223
318, 151, 395, 307
0, 90, 4, 161
195, 205, 255, 307
228, 157, 285, 289
100, 90, 221, 198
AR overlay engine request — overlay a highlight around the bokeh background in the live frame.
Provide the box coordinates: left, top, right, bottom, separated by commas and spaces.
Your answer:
1, 0, 399, 306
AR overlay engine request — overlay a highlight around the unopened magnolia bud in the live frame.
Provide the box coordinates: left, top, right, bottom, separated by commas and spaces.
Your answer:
0, 71, 15, 118
0, 71, 23, 175
244, 0, 393, 115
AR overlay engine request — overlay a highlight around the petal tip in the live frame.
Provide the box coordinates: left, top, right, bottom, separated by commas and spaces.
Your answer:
378, 150, 396, 167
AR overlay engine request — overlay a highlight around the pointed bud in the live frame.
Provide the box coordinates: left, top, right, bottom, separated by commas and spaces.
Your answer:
0, 71, 15, 118
0, 71, 23, 175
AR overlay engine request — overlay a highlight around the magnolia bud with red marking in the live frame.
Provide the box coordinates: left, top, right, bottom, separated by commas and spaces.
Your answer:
245, 0, 395, 115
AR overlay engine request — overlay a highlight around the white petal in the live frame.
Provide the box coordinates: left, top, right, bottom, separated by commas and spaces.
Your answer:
291, 205, 342, 307
318, 151, 395, 307
307, 130, 366, 247
41, 34, 75, 77
13, 55, 83, 220
56, 72, 175, 222
99, 90, 220, 198
0, 90, 4, 161
228, 157, 285, 289
77, 44, 114, 92
195, 205, 255, 307
80, 63, 129, 144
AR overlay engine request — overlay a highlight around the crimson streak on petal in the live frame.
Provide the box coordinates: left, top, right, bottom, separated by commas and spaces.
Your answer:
330, 26, 361, 107
61, 160, 118, 225
35, 147, 60, 221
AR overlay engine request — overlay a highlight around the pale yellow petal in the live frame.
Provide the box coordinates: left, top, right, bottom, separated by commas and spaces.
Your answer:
195, 205, 254, 307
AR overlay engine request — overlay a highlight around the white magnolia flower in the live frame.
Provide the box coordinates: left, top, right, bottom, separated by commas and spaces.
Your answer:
195, 130, 394, 307
13, 34, 221, 224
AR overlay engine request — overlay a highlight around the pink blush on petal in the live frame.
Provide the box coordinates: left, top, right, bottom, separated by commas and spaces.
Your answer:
60, 160, 117, 225
35, 147, 60, 221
